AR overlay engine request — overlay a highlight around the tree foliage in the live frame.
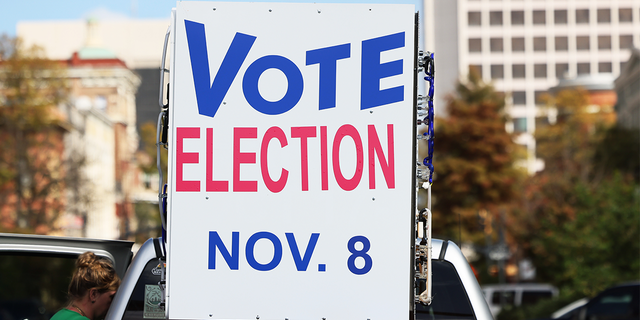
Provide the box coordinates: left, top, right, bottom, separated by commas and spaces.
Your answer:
0, 35, 86, 234
138, 121, 167, 175
512, 88, 640, 297
431, 70, 524, 243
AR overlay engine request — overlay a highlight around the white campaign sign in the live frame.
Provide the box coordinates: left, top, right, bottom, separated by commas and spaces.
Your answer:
167, 2, 416, 319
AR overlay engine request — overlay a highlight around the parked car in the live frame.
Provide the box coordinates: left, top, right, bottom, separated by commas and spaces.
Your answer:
482, 283, 559, 317
550, 298, 588, 319
573, 282, 639, 320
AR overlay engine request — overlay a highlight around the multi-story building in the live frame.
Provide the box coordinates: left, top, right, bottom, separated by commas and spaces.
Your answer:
460, 0, 639, 172
428, 0, 640, 173
60, 42, 142, 239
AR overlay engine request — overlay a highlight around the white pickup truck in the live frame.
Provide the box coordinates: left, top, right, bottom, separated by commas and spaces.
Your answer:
0, 233, 492, 320
2, 1, 495, 319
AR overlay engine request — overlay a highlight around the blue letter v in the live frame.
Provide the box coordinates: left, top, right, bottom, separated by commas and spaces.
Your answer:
184, 20, 256, 118
286, 233, 320, 271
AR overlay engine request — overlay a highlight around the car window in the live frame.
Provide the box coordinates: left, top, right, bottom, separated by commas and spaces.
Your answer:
0, 253, 78, 320
491, 291, 515, 306
586, 285, 639, 318
521, 290, 553, 305
415, 260, 475, 320
122, 258, 165, 320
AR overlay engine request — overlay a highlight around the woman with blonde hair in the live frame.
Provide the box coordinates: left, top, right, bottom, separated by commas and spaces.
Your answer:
50, 252, 121, 320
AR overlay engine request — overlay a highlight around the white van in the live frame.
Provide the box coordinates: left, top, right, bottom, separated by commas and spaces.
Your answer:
482, 283, 559, 316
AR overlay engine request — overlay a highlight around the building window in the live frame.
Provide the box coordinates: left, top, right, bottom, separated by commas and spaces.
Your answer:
511, 10, 525, 25
491, 64, 504, 79
533, 37, 546, 51
597, 9, 611, 23
576, 9, 589, 24
490, 38, 504, 52
469, 38, 482, 52
512, 37, 525, 52
577, 36, 590, 50
513, 118, 527, 133
95, 96, 107, 111
619, 8, 633, 22
577, 62, 590, 75
556, 63, 569, 79
512, 91, 526, 105
534, 64, 547, 78
620, 35, 634, 49
534, 91, 547, 105
512, 64, 526, 78
468, 11, 481, 26
598, 62, 612, 73
598, 35, 611, 50
533, 10, 546, 25
490, 11, 503, 25
555, 36, 568, 51
554, 10, 568, 24
469, 64, 482, 78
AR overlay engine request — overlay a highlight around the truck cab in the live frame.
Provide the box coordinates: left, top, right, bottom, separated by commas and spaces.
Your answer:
0, 234, 492, 320
0, 233, 133, 320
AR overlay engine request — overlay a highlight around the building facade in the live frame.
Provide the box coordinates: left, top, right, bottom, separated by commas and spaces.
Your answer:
454, 0, 639, 173
58, 47, 142, 239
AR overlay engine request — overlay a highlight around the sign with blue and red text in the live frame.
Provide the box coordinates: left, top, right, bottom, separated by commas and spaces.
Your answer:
166, 2, 416, 319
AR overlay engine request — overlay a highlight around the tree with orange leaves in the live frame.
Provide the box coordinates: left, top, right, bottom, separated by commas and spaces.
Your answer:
430, 70, 524, 244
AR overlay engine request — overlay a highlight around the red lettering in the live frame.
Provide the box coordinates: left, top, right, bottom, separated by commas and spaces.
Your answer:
206, 128, 229, 192
174, 124, 395, 193
332, 125, 363, 191
233, 127, 258, 192
291, 126, 316, 191
261, 127, 289, 193
368, 124, 395, 189
320, 126, 329, 191
176, 127, 200, 192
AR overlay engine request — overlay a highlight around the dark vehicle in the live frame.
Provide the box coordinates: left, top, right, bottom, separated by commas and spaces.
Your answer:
574, 282, 640, 320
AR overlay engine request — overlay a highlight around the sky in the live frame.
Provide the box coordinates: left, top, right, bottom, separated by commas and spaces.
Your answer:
1, 0, 420, 37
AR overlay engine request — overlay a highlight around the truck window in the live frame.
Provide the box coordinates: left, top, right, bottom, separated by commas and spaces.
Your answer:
122, 259, 164, 320
415, 260, 475, 320
491, 290, 515, 306
0, 253, 77, 320
521, 290, 553, 305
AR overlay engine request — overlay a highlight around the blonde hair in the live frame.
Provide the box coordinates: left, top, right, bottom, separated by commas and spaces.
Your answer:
68, 252, 121, 300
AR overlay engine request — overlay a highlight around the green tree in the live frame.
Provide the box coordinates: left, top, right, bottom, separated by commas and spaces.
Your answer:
0, 35, 85, 234
594, 124, 640, 182
513, 88, 640, 297
431, 70, 524, 244
133, 121, 166, 243
138, 121, 168, 175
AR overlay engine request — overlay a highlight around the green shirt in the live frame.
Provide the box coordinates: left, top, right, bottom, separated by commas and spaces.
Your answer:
50, 308, 89, 320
